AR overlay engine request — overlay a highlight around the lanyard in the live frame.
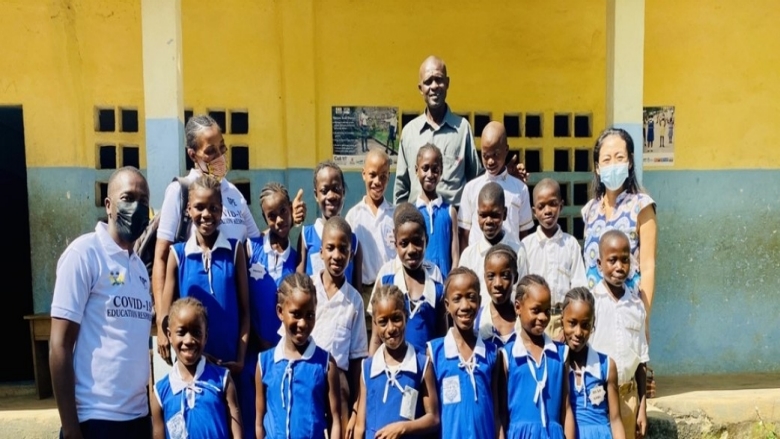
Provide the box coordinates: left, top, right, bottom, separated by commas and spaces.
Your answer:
457, 355, 479, 402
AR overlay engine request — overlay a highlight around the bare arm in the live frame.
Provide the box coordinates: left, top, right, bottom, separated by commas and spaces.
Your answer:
458, 227, 469, 259
255, 363, 266, 439
637, 206, 657, 315
224, 374, 243, 439
493, 350, 506, 439
49, 318, 83, 439
352, 244, 363, 290
635, 363, 648, 438
450, 206, 460, 269
393, 137, 410, 204
296, 232, 307, 274
223, 244, 250, 374
354, 361, 367, 439
150, 386, 165, 439
153, 239, 173, 359
607, 359, 626, 439
327, 357, 343, 439
376, 358, 440, 438
158, 251, 180, 365
562, 364, 575, 439
368, 327, 382, 356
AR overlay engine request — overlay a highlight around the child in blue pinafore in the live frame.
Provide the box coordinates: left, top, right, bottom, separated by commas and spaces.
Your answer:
255, 273, 341, 439
152, 297, 242, 439
370, 203, 445, 355
162, 175, 250, 374
413, 143, 459, 278
241, 182, 300, 439
297, 161, 362, 289
503, 275, 573, 439
475, 244, 519, 348
429, 267, 502, 439
355, 285, 439, 439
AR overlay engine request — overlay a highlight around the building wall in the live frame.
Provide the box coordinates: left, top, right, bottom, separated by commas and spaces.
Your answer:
643, 0, 780, 373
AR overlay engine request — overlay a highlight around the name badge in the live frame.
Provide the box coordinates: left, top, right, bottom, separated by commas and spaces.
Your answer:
166, 411, 188, 439
400, 386, 418, 420
442, 375, 461, 405
589, 384, 606, 406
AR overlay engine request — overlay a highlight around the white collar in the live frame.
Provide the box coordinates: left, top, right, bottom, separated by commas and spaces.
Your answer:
414, 196, 443, 209
273, 336, 317, 363
393, 265, 437, 309
582, 345, 602, 380
262, 231, 291, 261
95, 222, 131, 257
169, 357, 206, 394
313, 271, 348, 302
477, 232, 509, 255
443, 328, 486, 360
369, 343, 418, 378
184, 231, 231, 256
361, 197, 392, 215
534, 225, 563, 243
314, 217, 325, 237
485, 168, 509, 182
511, 333, 558, 358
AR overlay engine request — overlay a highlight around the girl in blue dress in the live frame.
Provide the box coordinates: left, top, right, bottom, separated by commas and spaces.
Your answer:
355, 285, 439, 439
414, 143, 459, 277
562, 288, 624, 439
429, 267, 503, 439
475, 244, 518, 348
241, 182, 300, 439
152, 297, 242, 439
255, 273, 341, 439
503, 275, 573, 439
297, 160, 363, 289
161, 175, 250, 377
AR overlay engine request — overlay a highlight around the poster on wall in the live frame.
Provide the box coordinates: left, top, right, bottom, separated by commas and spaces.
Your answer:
332, 106, 399, 170
642, 106, 675, 166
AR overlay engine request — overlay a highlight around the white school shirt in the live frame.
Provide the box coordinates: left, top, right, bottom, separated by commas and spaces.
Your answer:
457, 169, 534, 245
517, 226, 588, 305
366, 343, 425, 385
458, 233, 522, 305
345, 197, 397, 285
50, 222, 153, 422
157, 168, 260, 242
310, 272, 369, 371
368, 257, 443, 315
589, 281, 649, 385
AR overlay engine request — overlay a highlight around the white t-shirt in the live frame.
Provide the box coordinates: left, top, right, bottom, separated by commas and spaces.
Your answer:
50, 223, 153, 422
310, 272, 369, 371
345, 197, 396, 285
157, 169, 260, 243
457, 168, 534, 245
458, 232, 521, 304
367, 257, 443, 315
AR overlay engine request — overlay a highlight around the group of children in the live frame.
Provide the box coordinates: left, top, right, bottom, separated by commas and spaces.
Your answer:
152, 137, 649, 439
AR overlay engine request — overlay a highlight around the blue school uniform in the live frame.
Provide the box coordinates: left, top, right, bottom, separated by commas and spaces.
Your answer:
363, 344, 427, 439
259, 338, 330, 439
414, 197, 453, 277
570, 347, 613, 439
379, 270, 444, 354
503, 335, 568, 439
154, 358, 231, 439
474, 304, 516, 348
302, 219, 359, 284
173, 232, 239, 363
428, 330, 498, 439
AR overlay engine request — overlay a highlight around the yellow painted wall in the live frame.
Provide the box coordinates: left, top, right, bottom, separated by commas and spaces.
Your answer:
0, 0, 144, 168
644, 0, 780, 170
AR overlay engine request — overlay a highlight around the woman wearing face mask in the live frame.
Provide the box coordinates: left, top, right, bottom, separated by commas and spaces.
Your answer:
151, 114, 262, 366
582, 128, 658, 319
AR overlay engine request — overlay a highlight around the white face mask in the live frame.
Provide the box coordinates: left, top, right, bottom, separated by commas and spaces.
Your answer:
197, 154, 228, 181
599, 163, 629, 191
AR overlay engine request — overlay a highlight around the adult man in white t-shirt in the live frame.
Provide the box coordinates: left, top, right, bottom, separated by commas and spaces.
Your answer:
50, 167, 154, 439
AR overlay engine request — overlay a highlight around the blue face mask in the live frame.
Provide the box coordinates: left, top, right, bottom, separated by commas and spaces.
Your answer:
599, 163, 629, 191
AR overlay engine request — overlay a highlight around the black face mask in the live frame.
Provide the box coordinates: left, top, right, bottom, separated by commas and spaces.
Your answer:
114, 200, 150, 242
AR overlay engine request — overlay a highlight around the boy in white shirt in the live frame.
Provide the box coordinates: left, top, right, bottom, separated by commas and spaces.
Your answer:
589, 230, 649, 439
458, 182, 522, 303
346, 149, 396, 306
458, 121, 533, 250
517, 178, 587, 338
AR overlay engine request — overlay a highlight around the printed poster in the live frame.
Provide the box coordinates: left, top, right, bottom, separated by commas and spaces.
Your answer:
332, 106, 399, 170
643, 106, 675, 166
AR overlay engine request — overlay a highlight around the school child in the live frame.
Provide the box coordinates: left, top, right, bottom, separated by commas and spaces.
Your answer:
152, 297, 242, 439
562, 287, 625, 439
309, 216, 369, 434
517, 178, 587, 339
346, 149, 397, 306
413, 143, 459, 277
241, 182, 300, 439
503, 275, 574, 439
428, 267, 503, 439
589, 231, 649, 439
458, 182, 522, 304
458, 121, 534, 249
370, 203, 446, 356
297, 160, 363, 289
475, 244, 519, 347
354, 285, 439, 439
255, 273, 341, 439
160, 175, 250, 376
